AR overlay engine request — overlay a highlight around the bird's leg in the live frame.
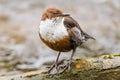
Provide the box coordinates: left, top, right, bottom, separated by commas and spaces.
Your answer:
60, 48, 76, 73
67, 48, 76, 71
48, 52, 61, 73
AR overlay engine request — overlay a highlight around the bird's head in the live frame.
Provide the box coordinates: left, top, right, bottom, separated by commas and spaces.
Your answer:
41, 7, 69, 20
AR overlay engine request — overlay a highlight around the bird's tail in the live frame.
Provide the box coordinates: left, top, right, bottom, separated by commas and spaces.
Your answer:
81, 31, 95, 41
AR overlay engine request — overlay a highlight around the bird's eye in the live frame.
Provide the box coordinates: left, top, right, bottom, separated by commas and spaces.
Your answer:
49, 11, 57, 14
52, 12, 58, 14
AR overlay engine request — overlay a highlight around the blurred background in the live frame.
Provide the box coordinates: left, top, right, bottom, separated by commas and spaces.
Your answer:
0, 0, 120, 76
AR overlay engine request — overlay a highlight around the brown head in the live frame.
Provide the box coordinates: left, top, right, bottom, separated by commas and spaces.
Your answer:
41, 7, 69, 20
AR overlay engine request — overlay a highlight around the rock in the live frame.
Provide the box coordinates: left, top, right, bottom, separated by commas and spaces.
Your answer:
0, 54, 120, 80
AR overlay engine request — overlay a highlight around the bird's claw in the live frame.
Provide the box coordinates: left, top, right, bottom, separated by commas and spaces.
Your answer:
59, 61, 72, 73
48, 63, 59, 73
48, 60, 64, 73
48, 60, 73, 74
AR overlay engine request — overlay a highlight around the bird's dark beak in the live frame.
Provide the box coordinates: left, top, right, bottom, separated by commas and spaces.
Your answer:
60, 14, 70, 17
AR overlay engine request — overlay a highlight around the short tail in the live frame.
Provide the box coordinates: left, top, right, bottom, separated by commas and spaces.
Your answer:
81, 31, 95, 41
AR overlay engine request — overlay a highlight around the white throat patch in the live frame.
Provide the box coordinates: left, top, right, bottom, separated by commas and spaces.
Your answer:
39, 17, 68, 43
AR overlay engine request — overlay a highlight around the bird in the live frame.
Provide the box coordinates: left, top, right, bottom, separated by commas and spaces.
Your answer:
38, 7, 95, 73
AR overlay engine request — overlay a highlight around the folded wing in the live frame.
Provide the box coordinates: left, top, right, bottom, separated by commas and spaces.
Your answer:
64, 16, 95, 46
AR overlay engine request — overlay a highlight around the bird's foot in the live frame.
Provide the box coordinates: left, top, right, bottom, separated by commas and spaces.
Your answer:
48, 60, 64, 73
59, 61, 73, 73
48, 63, 57, 73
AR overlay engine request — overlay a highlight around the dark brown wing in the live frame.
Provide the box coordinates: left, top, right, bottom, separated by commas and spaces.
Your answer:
64, 16, 95, 46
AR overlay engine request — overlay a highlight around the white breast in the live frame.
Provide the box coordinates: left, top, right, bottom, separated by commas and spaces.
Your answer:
39, 17, 68, 43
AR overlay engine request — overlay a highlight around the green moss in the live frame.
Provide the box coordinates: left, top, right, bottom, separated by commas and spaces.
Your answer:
41, 67, 120, 80
41, 71, 47, 74
103, 55, 113, 59
0, 74, 6, 77
10, 78, 14, 80
102, 54, 120, 59
23, 73, 39, 78
19, 76, 22, 78
112, 54, 120, 57
105, 55, 113, 59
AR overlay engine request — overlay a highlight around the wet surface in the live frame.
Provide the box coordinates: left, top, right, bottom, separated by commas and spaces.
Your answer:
0, 0, 120, 76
